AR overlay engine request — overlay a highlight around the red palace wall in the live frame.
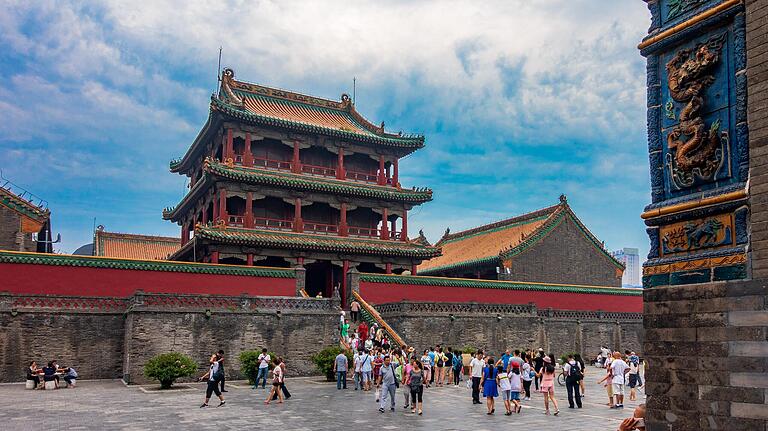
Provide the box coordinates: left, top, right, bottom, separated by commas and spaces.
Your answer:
0, 263, 295, 297
359, 281, 642, 313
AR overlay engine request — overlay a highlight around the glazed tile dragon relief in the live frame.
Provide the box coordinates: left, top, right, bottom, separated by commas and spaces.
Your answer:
665, 34, 728, 189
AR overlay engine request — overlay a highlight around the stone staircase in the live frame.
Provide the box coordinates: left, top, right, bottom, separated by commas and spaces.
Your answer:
352, 291, 405, 348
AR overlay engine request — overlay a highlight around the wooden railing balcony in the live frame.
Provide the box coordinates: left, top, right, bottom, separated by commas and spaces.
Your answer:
253, 217, 294, 231
347, 227, 400, 240
303, 220, 338, 235
346, 169, 379, 184
228, 215, 245, 227
301, 163, 336, 178
252, 156, 293, 171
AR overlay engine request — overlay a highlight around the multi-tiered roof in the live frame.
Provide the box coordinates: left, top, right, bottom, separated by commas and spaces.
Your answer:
164, 69, 440, 270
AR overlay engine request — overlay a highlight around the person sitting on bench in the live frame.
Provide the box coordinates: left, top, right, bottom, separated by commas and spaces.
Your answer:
26, 361, 41, 389
42, 361, 58, 389
63, 367, 78, 388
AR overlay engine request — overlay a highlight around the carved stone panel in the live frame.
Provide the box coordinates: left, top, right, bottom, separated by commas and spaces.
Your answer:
659, 212, 734, 257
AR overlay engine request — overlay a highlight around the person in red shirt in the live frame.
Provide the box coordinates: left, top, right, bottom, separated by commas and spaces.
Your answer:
358, 321, 369, 343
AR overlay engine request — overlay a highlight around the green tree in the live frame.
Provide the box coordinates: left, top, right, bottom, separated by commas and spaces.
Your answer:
143, 352, 198, 389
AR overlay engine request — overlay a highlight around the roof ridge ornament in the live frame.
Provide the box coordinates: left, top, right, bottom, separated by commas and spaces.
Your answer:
220, 68, 245, 109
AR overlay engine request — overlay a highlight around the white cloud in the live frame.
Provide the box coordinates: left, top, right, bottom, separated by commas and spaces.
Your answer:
0, 0, 653, 257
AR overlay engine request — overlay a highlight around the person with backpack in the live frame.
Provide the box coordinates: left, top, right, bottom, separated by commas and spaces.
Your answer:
434, 347, 446, 387
564, 354, 583, 408
451, 350, 463, 386
199, 352, 226, 408
377, 355, 399, 412
360, 349, 373, 391
444, 347, 454, 385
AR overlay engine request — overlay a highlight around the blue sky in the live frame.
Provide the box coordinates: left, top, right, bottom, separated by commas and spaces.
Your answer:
0, 1, 652, 263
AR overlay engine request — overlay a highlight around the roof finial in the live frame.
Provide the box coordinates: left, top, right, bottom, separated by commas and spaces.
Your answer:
444, 227, 450, 237
559, 194, 567, 204
220, 68, 244, 109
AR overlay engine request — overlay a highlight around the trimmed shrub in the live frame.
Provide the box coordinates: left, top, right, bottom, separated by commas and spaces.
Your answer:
461, 346, 478, 355
311, 346, 352, 381
238, 350, 277, 384
143, 352, 197, 389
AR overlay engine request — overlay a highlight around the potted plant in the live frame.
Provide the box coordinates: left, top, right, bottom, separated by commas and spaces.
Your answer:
461, 346, 477, 367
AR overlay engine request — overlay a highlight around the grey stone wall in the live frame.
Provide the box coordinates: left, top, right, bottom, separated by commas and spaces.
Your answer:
748, 0, 768, 278
123, 306, 339, 384
377, 302, 643, 358
643, 280, 767, 430
0, 311, 125, 382
0, 294, 340, 384
499, 217, 622, 287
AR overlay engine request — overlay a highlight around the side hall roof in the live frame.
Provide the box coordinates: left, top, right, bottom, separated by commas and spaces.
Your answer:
418, 197, 624, 274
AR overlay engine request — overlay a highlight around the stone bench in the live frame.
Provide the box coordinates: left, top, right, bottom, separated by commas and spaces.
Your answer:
25, 380, 36, 390
43, 380, 56, 390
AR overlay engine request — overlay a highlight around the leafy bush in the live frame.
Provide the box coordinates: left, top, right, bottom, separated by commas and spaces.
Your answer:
238, 350, 277, 384
559, 352, 579, 365
461, 346, 478, 354
143, 352, 197, 389
311, 346, 352, 381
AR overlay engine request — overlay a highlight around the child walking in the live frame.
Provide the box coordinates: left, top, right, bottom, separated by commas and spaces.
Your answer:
509, 365, 522, 414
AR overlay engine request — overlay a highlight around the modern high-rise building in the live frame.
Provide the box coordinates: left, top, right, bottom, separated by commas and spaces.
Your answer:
611, 247, 640, 287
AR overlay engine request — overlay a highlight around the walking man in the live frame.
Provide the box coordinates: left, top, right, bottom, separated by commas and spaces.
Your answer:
217, 349, 228, 393
470, 350, 485, 405
610, 351, 629, 409
377, 355, 398, 412
253, 348, 270, 389
334, 350, 348, 390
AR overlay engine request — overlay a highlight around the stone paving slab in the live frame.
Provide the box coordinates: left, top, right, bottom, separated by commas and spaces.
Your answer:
0, 375, 645, 430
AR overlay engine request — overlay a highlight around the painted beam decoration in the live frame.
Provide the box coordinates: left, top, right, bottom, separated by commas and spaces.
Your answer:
640, 0, 748, 287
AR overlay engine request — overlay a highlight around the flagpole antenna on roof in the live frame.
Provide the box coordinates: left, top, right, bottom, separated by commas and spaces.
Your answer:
216, 46, 223, 97
353, 77, 356, 105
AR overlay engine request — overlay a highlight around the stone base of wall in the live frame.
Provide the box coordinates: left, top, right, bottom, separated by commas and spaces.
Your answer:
643, 280, 768, 431
377, 302, 643, 358
0, 293, 339, 384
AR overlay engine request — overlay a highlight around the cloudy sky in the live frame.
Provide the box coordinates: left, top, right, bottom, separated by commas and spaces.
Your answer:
0, 0, 652, 263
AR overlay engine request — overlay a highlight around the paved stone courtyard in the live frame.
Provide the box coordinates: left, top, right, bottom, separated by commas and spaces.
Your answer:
1, 374, 644, 430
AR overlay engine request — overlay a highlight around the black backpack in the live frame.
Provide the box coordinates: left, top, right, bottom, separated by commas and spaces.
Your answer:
569, 363, 583, 381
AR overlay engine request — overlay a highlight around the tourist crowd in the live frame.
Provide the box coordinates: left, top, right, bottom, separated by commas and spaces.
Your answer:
331, 312, 646, 429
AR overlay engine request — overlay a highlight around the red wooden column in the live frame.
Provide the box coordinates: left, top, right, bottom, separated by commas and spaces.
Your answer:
245, 192, 254, 228
294, 198, 304, 232
342, 260, 349, 305
339, 203, 348, 236
411, 264, 417, 275
385, 263, 392, 274
292, 141, 301, 173
243, 132, 253, 167
225, 128, 234, 161
202, 203, 209, 224
336, 149, 345, 180
380, 208, 389, 240
393, 158, 399, 187
247, 254, 254, 266
211, 251, 220, 264
377, 156, 386, 185
401, 209, 408, 241
181, 223, 189, 245
390, 219, 396, 238
212, 192, 219, 221
219, 188, 228, 224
